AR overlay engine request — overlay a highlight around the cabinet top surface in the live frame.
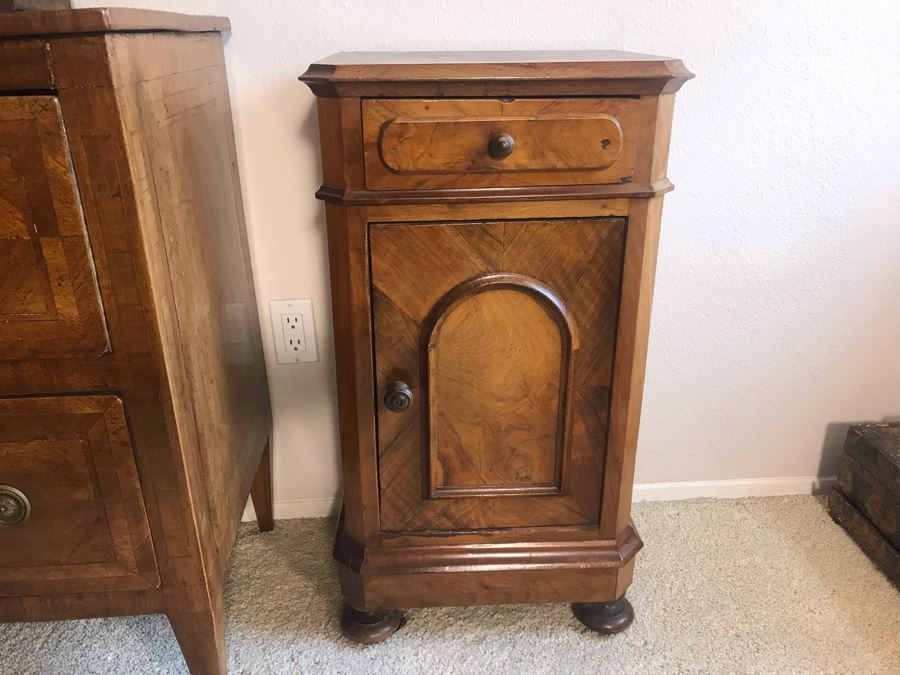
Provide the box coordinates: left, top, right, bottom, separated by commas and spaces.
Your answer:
0, 7, 229, 37
312, 50, 680, 66
301, 50, 692, 97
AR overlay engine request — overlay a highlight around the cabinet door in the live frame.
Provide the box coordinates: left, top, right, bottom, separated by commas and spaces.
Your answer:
0, 96, 109, 360
371, 218, 625, 532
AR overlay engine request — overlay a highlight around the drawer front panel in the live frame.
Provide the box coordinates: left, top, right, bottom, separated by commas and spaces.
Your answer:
363, 98, 638, 190
371, 217, 625, 532
0, 41, 53, 92
0, 395, 158, 596
0, 96, 110, 360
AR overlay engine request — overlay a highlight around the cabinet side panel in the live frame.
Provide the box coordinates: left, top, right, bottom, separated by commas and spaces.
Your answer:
47, 35, 203, 616
108, 33, 271, 581
601, 197, 663, 538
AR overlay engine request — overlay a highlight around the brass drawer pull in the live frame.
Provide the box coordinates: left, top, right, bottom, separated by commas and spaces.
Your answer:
384, 381, 413, 412
487, 133, 515, 160
0, 485, 31, 527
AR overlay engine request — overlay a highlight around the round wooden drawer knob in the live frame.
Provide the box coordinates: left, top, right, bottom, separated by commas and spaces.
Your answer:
488, 133, 515, 160
0, 485, 31, 527
384, 381, 413, 413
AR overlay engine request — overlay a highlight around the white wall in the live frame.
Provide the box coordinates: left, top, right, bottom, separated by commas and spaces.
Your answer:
75, 1, 900, 511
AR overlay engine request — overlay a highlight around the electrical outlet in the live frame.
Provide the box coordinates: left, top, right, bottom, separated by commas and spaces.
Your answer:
270, 299, 318, 364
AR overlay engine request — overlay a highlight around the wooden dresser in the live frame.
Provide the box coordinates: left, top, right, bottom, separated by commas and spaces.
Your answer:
301, 52, 692, 642
0, 8, 271, 674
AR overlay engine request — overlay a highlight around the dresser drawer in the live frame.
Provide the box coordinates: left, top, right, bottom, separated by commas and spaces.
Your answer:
0, 41, 53, 91
0, 395, 159, 596
362, 98, 638, 190
0, 96, 110, 361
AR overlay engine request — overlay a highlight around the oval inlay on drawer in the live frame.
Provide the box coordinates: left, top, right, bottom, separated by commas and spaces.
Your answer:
363, 98, 638, 190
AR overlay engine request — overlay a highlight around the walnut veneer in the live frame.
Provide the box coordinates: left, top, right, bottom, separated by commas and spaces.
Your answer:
301, 51, 692, 641
0, 8, 271, 674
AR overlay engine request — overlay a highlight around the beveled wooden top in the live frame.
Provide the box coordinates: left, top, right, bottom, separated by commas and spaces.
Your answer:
0, 7, 229, 37
301, 50, 693, 97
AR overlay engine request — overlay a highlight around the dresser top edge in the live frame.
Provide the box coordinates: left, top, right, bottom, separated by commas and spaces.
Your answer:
0, 7, 230, 38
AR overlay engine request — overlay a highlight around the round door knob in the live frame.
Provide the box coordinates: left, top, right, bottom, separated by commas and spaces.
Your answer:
488, 133, 515, 160
0, 485, 31, 527
384, 381, 413, 413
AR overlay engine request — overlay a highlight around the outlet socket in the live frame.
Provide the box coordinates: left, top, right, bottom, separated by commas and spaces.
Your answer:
270, 298, 318, 364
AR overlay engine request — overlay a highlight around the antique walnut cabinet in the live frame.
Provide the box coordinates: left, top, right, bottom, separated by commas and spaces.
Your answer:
0, 7, 271, 674
302, 51, 692, 642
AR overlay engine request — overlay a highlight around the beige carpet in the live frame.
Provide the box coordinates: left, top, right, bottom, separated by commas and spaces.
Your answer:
1, 496, 897, 674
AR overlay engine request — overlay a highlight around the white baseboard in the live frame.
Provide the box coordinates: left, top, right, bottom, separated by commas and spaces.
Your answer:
241, 476, 836, 522
631, 475, 835, 502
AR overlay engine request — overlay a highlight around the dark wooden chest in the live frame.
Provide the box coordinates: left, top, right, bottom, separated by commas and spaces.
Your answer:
829, 424, 900, 585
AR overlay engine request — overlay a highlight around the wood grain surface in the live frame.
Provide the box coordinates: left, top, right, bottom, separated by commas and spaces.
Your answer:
0, 19, 270, 674
0, 40, 53, 91
363, 98, 637, 189
0, 96, 110, 360
428, 286, 565, 497
0, 7, 229, 38
830, 424, 900, 584
0, 395, 158, 597
302, 50, 693, 97
371, 218, 625, 531
305, 51, 688, 627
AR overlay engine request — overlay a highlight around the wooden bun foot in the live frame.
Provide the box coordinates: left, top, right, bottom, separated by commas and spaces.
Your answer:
340, 605, 405, 644
572, 596, 635, 634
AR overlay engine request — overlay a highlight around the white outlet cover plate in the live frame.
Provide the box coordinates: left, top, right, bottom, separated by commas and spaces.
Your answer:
270, 298, 319, 364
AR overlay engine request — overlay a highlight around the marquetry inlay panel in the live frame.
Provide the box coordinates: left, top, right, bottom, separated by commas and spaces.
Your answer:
0, 96, 109, 360
0, 395, 158, 596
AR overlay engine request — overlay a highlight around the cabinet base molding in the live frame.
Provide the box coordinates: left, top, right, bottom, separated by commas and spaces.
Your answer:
334, 521, 640, 610
0, 590, 164, 623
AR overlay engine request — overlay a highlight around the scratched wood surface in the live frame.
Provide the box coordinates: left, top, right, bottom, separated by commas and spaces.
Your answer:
830, 424, 900, 584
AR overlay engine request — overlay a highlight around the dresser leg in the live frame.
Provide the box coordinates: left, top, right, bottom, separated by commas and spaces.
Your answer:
572, 595, 635, 634
250, 438, 274, 532
168, 594, 227, 675
340, 605, 405, 644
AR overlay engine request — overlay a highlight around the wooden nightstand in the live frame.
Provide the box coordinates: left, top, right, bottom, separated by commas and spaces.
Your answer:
301, 51, 692, 641
0, 8, 271, 674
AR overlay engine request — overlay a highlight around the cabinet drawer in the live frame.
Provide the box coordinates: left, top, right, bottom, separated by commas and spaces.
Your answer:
0, 41, 53, 92
362, 98, 638, 190
0, 395, 158, 596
